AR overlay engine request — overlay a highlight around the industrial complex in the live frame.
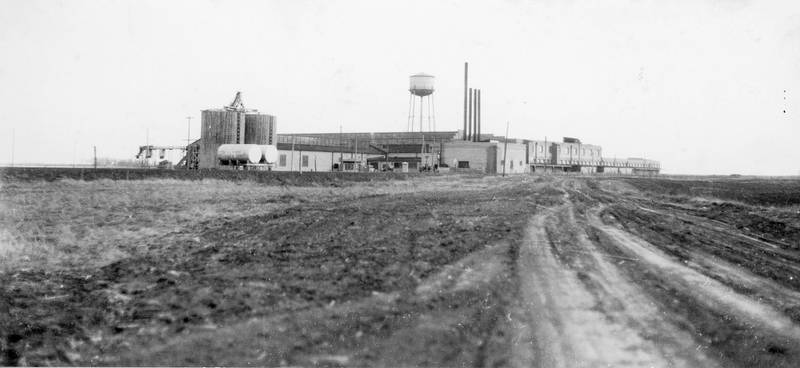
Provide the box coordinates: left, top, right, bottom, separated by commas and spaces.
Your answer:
138, 63, 660, 175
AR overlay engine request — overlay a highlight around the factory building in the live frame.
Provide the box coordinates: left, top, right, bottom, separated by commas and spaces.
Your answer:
184, 93, 660, 174
272, 131, 458, 172
441, 140, 527, 174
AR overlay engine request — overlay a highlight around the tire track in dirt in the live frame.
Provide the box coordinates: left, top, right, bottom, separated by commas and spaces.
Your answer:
514, 194, 717, 367
589, 212, 800, 342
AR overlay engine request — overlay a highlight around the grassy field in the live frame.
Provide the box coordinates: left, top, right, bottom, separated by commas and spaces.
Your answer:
1, 172, 535, 366
2, 170, 800, 366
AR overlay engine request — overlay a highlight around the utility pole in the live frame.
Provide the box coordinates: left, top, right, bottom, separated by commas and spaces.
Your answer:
290, 135, 295, 173
354, 136, 359, 171
93, 146, 97, 170
339, 124, 343, 172
186, 116, 193, 148
145, 128, 150, 168
502, 121, 509, 177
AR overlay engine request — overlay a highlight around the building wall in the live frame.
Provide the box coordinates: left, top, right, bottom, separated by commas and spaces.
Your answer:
528, 140, 552, 164
496, 142, 528, 174
272, 150, 368, 172
536, 141, 603, 166
581, 144, 602, 163
442, 141, 528, 174
441, 142, 495, 173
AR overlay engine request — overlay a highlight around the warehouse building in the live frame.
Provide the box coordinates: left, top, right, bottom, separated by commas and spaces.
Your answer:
184, 93, 660, 174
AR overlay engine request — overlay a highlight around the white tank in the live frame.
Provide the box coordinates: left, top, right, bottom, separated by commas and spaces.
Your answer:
409, 73, 435, 97
217, 144, 262, 164
259, 145, 279, 164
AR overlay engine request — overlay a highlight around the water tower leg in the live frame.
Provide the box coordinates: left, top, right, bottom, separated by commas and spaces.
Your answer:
407, 93, 414, 132
409, 94, 416, 132
419, 96, 424, 132
427, 96, 432, 132
432, 94, 436, 131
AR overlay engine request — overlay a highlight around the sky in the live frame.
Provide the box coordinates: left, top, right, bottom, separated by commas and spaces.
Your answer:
0, 0, 798, 175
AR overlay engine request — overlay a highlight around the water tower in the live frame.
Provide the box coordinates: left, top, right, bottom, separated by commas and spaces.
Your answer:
408, 73, 436, 132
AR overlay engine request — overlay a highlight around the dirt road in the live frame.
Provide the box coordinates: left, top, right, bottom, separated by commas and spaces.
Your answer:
512, 178, 800, 367
2, 173, 799, 366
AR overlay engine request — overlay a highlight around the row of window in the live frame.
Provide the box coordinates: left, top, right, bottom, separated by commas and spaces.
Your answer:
500, 160, 525, 169
278, 154, 309, 167
532, 145, 599, 157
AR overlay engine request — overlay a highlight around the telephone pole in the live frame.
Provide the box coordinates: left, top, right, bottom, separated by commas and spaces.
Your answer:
502, 122, 509, 177
339, 124, 343, 172
186, 116, 193, 147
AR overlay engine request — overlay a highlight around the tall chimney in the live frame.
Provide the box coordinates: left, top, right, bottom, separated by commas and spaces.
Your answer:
468, 88, 473, 141
477, 89, 481, 142
472, 89, 477, 142
463, 62, 468, 141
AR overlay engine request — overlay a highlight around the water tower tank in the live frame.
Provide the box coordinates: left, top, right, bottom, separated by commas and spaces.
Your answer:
409, 73, 435, 97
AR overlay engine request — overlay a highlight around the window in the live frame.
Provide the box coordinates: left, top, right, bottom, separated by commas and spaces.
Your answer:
302, 155, 309, 167
279, 154, 287, 167
510, 160, 514, 169
457, 161, 470, 168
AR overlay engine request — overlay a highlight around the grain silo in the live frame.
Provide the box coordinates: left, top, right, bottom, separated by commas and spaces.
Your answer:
199, 109, 246, 168
244, 113, 277, 145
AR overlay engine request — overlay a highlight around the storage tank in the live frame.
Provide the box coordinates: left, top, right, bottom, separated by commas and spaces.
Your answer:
409, 73, 435, 97
259, 145, 279, 164
244, 113, 277, 145
200, 109, 246, 168
217, 144, 262, 164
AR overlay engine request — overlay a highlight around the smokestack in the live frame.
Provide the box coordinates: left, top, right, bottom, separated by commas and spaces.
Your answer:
468, 88, 473, 141
477, 89, 481, 142
463, 62, 468, 141
471, 89, 477, 142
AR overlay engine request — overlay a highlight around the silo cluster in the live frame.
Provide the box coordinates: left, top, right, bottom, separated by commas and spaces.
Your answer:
244, 114, 277, 145
199, 108, 277, 168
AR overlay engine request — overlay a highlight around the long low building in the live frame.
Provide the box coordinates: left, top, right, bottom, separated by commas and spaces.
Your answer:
264, 132, 660, 175
180, 94, 658, 174
186, 125, 659, 174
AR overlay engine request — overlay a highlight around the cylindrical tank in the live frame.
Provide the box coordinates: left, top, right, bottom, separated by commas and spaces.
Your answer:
244, 114, 271, 145
259, 145, 279, 164
217, 144, 262, 164
409, 73, 435, 96
200, 109, 246, 168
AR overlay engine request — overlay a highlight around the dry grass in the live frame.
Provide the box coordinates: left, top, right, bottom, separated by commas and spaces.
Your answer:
0, 174, 527, 271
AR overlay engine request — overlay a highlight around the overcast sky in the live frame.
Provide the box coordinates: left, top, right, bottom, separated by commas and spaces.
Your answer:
1, 0, 798, 175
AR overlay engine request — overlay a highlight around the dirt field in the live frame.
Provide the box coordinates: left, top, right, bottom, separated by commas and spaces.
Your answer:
1, 170, 799, 367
